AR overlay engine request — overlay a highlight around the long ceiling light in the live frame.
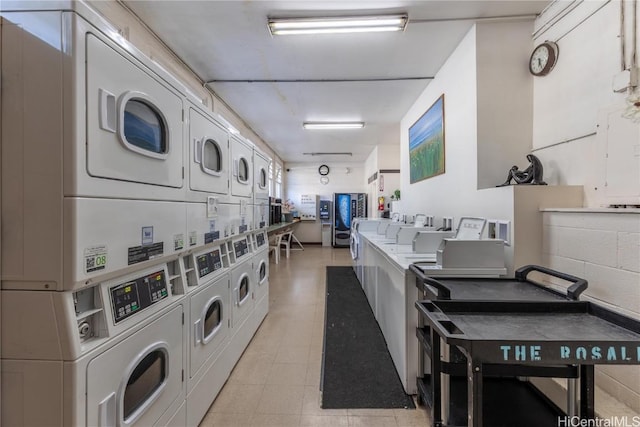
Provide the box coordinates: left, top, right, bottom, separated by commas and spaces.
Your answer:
303, 122, 365, 130
268, 15, 408, 36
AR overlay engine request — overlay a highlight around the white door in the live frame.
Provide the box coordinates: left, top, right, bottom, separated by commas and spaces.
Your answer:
86, 34, 183, 189
253, 252, 269, 303
86, 305, 184, 427
253, 150, 270, 200
189, 108, 229, 196
230, 136, 253, 199
189, 275, 230, 379
230, 261, 254, 328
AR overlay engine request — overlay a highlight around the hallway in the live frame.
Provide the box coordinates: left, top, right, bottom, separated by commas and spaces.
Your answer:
200, 246, 431, 426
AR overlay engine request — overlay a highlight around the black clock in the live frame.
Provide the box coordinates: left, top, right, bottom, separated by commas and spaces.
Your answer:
318, 164, 330, 176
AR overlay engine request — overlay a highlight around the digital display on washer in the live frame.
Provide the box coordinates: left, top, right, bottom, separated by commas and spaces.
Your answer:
196, 249, 222, 278
110, 270, 168, 324
256, 232, 266, 247
234, 238, 249, 258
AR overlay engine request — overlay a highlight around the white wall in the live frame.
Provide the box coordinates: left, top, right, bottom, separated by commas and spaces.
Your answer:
532, 1, 639, 207
400, 22, 535, 225
531, 0, 640, 410
364, 145, 401, 217
285, 162, 365, 242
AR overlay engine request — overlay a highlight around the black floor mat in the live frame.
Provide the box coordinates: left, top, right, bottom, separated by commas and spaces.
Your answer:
321, 266, 415, 409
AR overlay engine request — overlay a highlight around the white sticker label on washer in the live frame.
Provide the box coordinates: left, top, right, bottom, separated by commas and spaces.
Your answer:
189, 231, 198, 247
142, 226, 154, 245
84, 245, 107, 274
174, 234, 184, 251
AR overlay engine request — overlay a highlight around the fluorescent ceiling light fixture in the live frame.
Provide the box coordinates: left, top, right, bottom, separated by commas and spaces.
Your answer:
303, 122, 365, 130
268, 15, 408, 35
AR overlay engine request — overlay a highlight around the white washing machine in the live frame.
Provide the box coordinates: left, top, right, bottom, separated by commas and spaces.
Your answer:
1, 263, 186, 427
252, 230, 269, 308
252, 231, 270, 324
186, 100, 230, 201
230, 135, 254, 199
229, 236, 255, 330
185, 271, 231, 426
189, 278, 230, 378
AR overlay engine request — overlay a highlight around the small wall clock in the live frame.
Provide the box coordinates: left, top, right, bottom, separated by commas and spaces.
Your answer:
529, 41, 559, 77
320, 176, 329, 185
318, 164, 330, 176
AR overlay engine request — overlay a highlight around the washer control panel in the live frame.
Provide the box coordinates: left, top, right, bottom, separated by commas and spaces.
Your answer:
196, 249, 222, 279
255, 231, 266, 248
233, 237, 249, 259
110, 270, 168, 323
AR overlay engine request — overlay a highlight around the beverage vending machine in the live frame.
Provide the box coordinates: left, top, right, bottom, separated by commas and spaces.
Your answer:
332, 193, 367, 247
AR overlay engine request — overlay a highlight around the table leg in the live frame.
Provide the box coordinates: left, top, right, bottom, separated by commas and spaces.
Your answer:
580, 365, 595, 419
431, 328, 442, 427
468, 360, 483, 427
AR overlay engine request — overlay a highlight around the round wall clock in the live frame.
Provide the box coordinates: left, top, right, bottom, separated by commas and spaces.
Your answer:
529, 41, 559, 76
320, 176, 329, 185
318, 164, 330, 176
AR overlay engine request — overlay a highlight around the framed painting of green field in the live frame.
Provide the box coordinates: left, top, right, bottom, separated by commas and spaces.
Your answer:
409, 95, 445, 183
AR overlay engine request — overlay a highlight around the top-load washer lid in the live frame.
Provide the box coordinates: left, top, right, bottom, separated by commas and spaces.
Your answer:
454, 217, 486, 239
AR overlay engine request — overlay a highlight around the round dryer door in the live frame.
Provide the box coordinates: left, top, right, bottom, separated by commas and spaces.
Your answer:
123, 344, 169, 424
202, 297, 223, 344
237, 275, 250, 306
258, 261, 267, 284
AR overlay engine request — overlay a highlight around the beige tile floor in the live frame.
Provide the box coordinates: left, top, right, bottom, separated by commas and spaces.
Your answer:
200, 246, 431, 427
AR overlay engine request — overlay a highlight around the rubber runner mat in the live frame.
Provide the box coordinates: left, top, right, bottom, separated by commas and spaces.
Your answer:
321, 266, 415, 409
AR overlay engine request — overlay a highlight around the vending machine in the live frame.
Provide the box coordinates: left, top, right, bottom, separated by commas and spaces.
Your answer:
333, 193, 367, 247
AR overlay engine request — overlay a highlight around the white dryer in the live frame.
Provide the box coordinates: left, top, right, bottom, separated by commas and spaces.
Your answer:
2, 5, 186, 202
1, 263, 187, 427
187, 100, 230, 201
252, 148, 271, 230
230, 135, 254, 199
1, 5, 188, 292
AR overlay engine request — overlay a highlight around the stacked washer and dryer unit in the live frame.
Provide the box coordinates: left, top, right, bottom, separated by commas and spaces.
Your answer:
0, 2, 270, 426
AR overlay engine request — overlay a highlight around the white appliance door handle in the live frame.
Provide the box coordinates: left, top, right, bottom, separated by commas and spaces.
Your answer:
98, 89, 116, 133
195, 138, 202, 164
98, 392, 116, 427
234, 287, 239, 306
194, 319, 202, 345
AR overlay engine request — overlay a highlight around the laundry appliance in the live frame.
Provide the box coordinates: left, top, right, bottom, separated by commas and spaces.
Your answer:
182, 244, 234, 426
251, 229, 270, 326
1, 4, 189, 292
1, 263, 187, 426
225, 233, 257, 364
2, 3, 187, 202
252, 148, 272, 230
333, 193, 367, 247
230, 135, 254, 199
186, 100, 231, 201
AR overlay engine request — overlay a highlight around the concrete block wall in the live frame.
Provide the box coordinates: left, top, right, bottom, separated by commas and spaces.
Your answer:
542, 209, 640, 412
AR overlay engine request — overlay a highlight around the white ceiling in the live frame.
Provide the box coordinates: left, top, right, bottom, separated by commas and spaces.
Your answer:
123, 0, 549, 164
